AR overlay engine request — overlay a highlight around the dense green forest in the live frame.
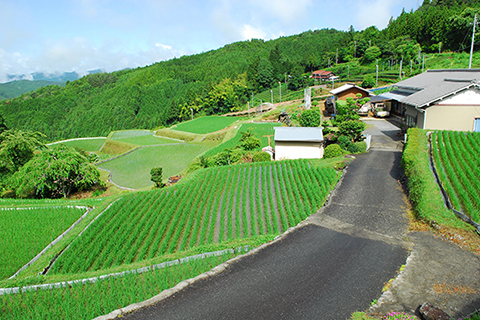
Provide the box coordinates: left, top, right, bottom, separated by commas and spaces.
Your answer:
1, 0, 480, 141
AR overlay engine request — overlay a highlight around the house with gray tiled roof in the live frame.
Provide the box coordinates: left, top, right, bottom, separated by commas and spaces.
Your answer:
379, 69, 480, 132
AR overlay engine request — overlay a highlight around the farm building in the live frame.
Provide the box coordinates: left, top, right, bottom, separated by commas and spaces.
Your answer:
274, 127, 324, 160
379, 69, 480, 132
330, 83, 374, 100
311, 70, 336, 81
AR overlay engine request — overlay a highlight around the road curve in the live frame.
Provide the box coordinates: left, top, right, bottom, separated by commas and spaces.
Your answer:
117, 119, 411, 320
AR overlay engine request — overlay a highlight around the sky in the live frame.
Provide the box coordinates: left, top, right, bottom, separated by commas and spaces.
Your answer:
0, 0, 420, 83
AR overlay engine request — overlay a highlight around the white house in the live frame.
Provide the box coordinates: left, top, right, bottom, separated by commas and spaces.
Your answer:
274, 127, 324, 160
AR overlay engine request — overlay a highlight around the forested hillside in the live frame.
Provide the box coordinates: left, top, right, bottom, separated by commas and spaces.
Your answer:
1, 0, 479, 141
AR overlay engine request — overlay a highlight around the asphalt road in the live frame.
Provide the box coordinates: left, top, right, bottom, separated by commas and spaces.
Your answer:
119, 119, 411, 320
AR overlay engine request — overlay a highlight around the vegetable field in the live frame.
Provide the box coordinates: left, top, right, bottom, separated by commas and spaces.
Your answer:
173, 116, 242, 134
1, 251, 242, 320
51, 159, 339, 274
204, 122, 280, 157
98, 143, 210, 189
0, 206, 86, 280
111, 130, 178, 146
431, 131, 480, 223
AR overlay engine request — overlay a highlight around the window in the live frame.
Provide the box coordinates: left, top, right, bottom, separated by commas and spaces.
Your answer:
406, 115, 416, 128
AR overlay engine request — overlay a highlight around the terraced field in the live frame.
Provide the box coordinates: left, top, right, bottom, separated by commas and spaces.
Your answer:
431, 130, 480, 223
50, 159, 339, 274
110, 130, 178, 146
173, 116, 242, 134
50, 138, 106, 152
98, 143, 210, 189
204, 122, 280, 157
0, 206, 87, 279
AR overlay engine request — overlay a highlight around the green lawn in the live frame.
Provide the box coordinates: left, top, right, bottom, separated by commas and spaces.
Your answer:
204, 122, 280, 157
173, 116, 242, 134
111, 130, 178, 145
51, 138, 106, 152
98, 144, 210, 189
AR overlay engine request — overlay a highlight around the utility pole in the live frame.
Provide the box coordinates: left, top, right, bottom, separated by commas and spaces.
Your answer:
354, 40, 357, 58
399, 59, 403, 79
336, 48, 338, 64
410, 60, 413, 74
422, 54, 425, 73
251, 92, 254, 115
279, 82, 281, 103
376, 64, 378, 87
469, 14, 477, 69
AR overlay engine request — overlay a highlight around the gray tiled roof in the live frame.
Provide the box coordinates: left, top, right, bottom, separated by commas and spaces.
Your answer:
274, 127, 324, 142
392, 69, 480, 107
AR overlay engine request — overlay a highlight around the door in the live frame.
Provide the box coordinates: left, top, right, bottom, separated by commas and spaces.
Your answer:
474, 118, 480, 132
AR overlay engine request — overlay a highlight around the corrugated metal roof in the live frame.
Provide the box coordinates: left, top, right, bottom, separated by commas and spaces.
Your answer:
392, 69, 480, 107
274, 127, 324, 142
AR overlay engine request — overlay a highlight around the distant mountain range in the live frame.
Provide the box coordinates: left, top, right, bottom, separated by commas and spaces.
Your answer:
0, 70, 106, 100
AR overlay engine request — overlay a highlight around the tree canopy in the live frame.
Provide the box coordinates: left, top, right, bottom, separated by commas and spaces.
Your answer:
9, 145, 102, 198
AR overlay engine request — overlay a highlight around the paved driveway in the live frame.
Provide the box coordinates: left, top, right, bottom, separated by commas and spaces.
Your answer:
104, 119, 412, 320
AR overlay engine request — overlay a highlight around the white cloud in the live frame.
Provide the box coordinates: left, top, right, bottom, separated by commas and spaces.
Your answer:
155, 43, 172, 50
241, 25, 267, 40
0, 37, 183, 83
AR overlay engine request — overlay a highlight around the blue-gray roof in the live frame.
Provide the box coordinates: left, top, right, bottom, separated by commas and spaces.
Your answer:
388, 69, 480, 108
274, 127, 324, 142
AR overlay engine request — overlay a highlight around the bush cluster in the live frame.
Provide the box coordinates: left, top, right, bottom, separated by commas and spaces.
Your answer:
324, 144, 344, 158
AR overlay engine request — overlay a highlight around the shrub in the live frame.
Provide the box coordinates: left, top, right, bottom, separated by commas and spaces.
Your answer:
150, 167, 165, 188
299, 108, 321, 127
337, 135, 353, 150
252, 151, 271, 162
338, 120, 366, 142
324, 144, 344, 158
353, 141, 367, 153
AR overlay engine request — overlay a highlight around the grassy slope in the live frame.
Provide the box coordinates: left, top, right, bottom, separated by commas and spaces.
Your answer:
402, 128, 468, 228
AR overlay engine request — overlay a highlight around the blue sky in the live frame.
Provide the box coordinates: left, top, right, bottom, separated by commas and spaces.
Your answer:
0, 0, 419, 82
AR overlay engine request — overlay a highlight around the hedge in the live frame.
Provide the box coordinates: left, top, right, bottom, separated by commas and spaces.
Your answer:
402, 128, 463, 227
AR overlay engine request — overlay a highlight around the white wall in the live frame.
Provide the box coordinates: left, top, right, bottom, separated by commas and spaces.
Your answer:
275, 141, 324, 160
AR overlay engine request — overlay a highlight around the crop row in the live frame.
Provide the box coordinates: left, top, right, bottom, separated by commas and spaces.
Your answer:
1, 251, 240, 320
51, 159, 339, 274
432, 131, 480, 222
0, 207, 86, 280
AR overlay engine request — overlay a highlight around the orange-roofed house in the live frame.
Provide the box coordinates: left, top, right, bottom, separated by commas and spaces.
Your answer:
311, 70, 335, 81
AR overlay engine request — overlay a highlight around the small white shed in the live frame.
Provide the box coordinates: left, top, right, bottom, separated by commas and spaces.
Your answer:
274, 127, 324, 160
